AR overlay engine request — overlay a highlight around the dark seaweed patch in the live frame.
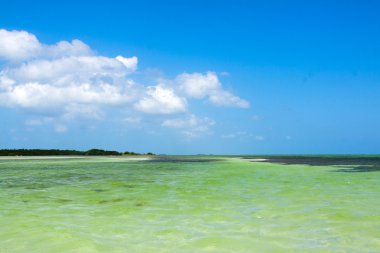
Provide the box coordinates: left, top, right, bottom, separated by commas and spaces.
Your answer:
333, 166, 380, 173
2, 182, 52, 189
146, 156, 220, 163
98, 198, 124, 204
25, 184, 51, 189
2, 183, 18, 188
242, 156, 380, 173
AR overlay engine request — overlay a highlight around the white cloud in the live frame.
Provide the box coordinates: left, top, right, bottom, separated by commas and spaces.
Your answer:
116, 56, 138, 71
0, 29, 41, 61
0, 29, 138, 118
162, 114, 215, 138
177, 71, 249, 108
0, 76, 15, 89
5, 56, 135, 84
45, 39, 92, 59
177, 71, 220, 99
0, 29, 93, 62
208, 90, 250, 108
134, 85, 187, 114
0, 28, 251, 136
0, 82, 132, 111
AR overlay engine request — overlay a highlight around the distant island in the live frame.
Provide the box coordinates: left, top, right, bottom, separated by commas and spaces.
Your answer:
0, 149, 155, 156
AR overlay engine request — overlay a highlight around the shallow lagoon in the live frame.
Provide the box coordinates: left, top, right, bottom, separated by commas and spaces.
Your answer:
0, 156, 379, 252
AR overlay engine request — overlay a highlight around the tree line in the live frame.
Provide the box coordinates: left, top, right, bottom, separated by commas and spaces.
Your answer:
0, 149, 155, 156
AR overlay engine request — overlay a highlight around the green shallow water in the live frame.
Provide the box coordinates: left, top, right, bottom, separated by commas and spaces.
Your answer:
0, 156, 379, 252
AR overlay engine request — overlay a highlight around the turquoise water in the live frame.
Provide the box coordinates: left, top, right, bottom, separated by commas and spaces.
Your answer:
0, 156, 379, 252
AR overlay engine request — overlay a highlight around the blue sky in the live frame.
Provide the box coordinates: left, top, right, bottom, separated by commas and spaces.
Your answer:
1, 0, 380, 154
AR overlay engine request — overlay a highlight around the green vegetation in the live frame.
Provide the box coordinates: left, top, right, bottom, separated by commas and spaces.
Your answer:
85, 149, 121, 156
0, 149, 155, 156
123, 151, 140, 155
0, 149, 84, 156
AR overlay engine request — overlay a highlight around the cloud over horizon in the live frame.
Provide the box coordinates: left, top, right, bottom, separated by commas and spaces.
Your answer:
0, 28, 250, 136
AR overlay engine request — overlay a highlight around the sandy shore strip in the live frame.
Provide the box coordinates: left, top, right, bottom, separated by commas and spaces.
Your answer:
0, 156, 152, 161
240, 158, 268, 162
0, 156, 86, 160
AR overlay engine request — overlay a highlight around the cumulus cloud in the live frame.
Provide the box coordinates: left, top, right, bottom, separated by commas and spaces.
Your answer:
116, 56, 138, 71
0, 29, 93, 62
177, 71, 250, 108
6, 56, 135, 84
134, 85, 187, 114
0, 29, 42, 61
177, 71, 220, 99
0, 81, 133, 113
0, 29, 138, 118
162, 114, 215, 138
208, 90, 250, 108
0, 28, 250, 136
45, 39, 92, 59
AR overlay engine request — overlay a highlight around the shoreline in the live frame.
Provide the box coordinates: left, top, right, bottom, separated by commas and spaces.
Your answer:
0, 155, 152, 161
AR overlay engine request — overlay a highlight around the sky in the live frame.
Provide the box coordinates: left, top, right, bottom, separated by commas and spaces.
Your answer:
1, 0, 380, 154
